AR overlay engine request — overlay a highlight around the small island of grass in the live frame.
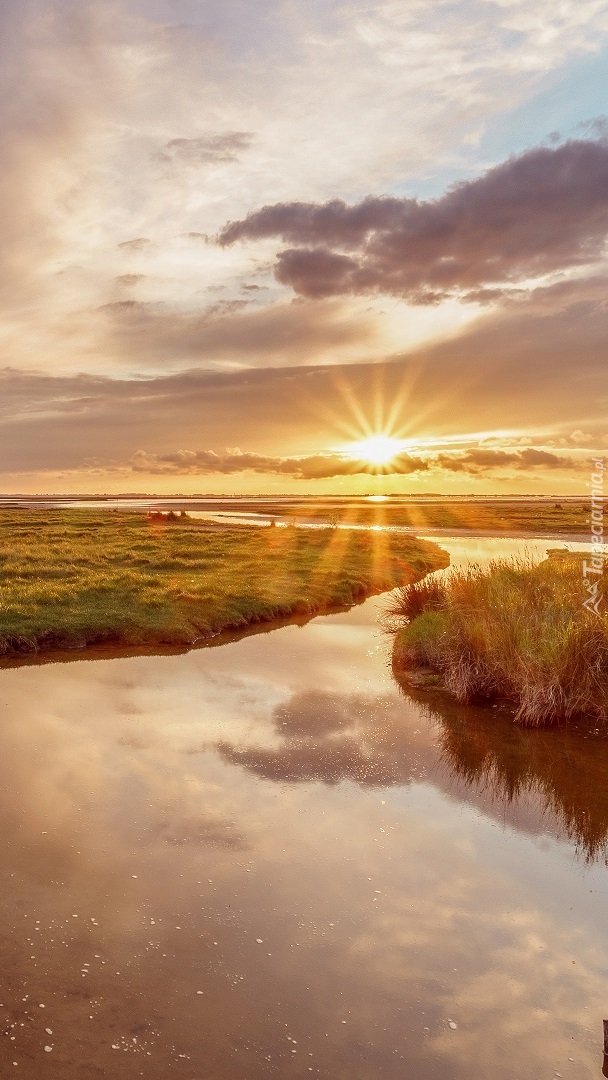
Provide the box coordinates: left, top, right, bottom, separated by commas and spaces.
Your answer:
0, 510, 449, 659
389, 553, 608, 726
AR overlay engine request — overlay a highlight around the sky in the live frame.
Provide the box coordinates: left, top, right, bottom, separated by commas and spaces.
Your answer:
2, 0, 608, 495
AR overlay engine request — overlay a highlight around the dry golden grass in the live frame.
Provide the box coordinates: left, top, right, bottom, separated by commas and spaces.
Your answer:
388, 555, 608, 726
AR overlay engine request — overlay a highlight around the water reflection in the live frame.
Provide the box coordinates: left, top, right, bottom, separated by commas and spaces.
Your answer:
0, 535, 606, 1079
215, 675, 608, 866
217, 688, 435, 785
395, 680, 608, 864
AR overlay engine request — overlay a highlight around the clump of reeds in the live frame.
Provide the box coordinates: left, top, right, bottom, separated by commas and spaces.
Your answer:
387, 555, 608, 726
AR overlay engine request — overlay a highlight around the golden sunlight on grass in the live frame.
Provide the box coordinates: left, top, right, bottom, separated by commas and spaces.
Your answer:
0, 510, 449, 659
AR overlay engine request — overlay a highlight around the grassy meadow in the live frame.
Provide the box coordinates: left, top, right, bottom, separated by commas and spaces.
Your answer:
388, 553, 608, 726
0, 510, 448, 658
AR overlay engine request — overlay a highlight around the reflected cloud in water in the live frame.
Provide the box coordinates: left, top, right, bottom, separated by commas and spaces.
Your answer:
216, 677, 608, 864
0, 536, 606, 1078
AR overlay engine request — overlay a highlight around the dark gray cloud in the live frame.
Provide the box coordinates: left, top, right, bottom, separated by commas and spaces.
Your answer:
219, 139, 608, 302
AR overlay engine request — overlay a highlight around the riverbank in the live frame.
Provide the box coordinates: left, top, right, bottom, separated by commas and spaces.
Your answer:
0, 509, 448, 659
389, 552, 608, 726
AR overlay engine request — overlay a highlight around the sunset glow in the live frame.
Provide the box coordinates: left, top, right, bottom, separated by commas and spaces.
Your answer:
0, 1, 604, 495
342, 436, 407, 466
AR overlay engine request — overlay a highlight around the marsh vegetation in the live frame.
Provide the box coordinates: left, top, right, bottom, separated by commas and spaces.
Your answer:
388, 554, 608, 726
0, 509, 448, 658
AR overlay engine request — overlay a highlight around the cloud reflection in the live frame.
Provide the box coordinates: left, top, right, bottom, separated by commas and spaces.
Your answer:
217, 681, 608, 863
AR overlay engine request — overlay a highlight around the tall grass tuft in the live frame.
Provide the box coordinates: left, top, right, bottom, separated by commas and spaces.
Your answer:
388, 555, 608, 726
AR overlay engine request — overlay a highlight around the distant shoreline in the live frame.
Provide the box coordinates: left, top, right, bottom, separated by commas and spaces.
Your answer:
0, 494, 589, 506
416, 527, 589, 544
0, 496, 590, 540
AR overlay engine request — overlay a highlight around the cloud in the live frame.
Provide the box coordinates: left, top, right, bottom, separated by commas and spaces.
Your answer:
578, 115, 608, 140
0, 261, 605, 487
3, 0, 608, 393
158, 132, 254, 166
129, 445, 578, 479
435, 447, 574, 473
115, 273, 145, 287
0, 274, 604, 481
130, 448, 430, 479
117, 238, 154, 252
219, 139, 608, 302
0, 2, 123, 308
98, 295, 378, 367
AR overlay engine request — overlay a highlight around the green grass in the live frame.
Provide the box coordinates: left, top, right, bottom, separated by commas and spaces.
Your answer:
0, 510, 448, 658
388, 554, 608, 726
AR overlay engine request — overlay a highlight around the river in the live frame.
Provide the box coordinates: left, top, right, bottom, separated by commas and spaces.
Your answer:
0, 535, 606, 1079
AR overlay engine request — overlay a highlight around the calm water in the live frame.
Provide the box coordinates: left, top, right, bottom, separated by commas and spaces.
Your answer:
1, 537, 606, 1079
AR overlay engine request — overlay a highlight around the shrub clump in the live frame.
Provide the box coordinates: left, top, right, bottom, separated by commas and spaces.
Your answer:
387, 555, 608, 726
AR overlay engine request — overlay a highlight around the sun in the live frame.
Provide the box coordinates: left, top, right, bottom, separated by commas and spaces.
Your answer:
342, 434, 406, 465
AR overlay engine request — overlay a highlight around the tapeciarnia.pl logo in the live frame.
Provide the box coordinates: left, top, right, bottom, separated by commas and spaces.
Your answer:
583, 458, 606, 617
